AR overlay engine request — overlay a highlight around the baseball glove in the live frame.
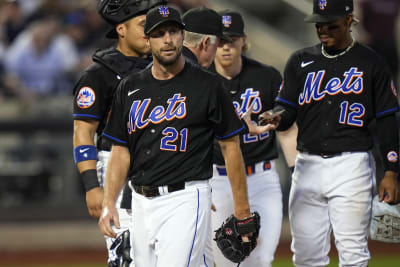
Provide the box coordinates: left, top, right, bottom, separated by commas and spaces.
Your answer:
109, 230, 133, 267
214, 212, 261, 264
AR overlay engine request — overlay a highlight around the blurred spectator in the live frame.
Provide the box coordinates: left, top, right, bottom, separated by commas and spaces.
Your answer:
0, 0, 28, 46
2, 16, 79, 101
356, 0, 400, 85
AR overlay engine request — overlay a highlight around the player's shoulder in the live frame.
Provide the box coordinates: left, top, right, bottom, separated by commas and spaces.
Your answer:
290, 44, 320, 61
185, 59, 221, 81
353, 42, 387, 64
242, 56, 281, 77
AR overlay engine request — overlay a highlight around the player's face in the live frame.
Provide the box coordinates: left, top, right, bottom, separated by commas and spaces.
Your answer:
315, 15, 352, 50
148, 23, 184, 66
198, 36, 219, 68
120, 15, 150, 56
215, 36, 244, 67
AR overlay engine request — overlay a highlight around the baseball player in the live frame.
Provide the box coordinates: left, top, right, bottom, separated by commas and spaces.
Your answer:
180, 7, 230, 267
72, 0, 164, 265
263, 0, 400, 266
98, 5, 256, 267
182, 7, 230, 69
209, 11, 286, 267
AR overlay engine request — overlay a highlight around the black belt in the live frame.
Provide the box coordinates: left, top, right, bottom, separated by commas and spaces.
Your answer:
133, 182, 185, 197
306, 152, 343, 158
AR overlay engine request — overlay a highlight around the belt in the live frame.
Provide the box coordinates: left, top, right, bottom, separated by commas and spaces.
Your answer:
132, 182, 185, 197
306, 152, 343, 158
216, 161, 271, 176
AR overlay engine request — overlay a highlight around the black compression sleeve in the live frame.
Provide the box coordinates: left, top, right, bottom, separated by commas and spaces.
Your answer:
376, 114, 399, 173
276, 105, 297, 131
81, 169, 100, 192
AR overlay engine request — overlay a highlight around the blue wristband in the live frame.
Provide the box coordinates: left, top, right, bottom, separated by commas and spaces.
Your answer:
74, 145, 97, 163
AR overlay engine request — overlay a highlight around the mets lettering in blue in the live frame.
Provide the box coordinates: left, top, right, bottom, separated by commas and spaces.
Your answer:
299, 67, 364, 105
232, 88, 268, 143
233, 88, 262, 117
128, 93, 187, 133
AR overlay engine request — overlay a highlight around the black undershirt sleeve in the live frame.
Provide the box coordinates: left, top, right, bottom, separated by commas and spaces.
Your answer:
276, 105, 297, 132
376, 113, 399, 173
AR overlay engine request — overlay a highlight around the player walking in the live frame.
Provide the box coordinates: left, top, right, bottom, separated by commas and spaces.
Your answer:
98, 6, 257, 267
209, 11, 287, 267
263, 0, 400, 266
72, 0, 164, 265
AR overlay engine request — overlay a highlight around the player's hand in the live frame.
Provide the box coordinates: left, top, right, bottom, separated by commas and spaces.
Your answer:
241, 101, 278, 134
258, 109, 283, 128
98, 205, 120, 238
86, 187, 104, 218
378, 171, 399, 204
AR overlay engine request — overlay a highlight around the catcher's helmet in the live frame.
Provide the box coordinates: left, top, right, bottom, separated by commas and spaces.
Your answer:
98, 0, 167, 38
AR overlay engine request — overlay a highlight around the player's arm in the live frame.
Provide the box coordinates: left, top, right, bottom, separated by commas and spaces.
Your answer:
73, 119, 103, 218
277, 123, 298, 170
376, 114, 399, 204
218, 135, 251, 220
99, 144, 130, 238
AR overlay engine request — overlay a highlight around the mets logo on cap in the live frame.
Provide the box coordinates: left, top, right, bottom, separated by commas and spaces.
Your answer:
222, 15, 232, 28
159, 6, 170, 17
387, 151, 398, 163
77, 87, 95, 109
319, 0, 327, 10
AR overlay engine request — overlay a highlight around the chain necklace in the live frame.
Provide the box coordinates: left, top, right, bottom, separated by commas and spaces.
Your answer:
321, 38, 355, 59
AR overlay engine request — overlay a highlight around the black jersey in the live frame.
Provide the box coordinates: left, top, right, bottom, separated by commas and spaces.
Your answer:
209, 56, 282, 165
277, 42, 399, 153
103, 60, 244, 186
72, 47, 150, 151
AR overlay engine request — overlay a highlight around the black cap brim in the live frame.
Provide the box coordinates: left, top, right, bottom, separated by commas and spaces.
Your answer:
145, 20, 185, 35
304, 14, 344, 23
219, 34, 233, 42
106, 27, 118, 39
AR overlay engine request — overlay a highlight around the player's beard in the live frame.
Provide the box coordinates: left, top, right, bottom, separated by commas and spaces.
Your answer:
153, 45, 183, 66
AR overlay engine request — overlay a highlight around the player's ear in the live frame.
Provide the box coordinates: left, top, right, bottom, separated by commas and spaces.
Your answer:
116, 23, 126, 38
241, 35, 248, 52
346, 15, 353, 27
202, 36, 210, 51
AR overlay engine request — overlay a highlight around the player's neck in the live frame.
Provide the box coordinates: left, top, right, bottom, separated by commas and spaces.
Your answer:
151, 55, 185, 80
116, 43, 143, 58
215, 56, 242, 80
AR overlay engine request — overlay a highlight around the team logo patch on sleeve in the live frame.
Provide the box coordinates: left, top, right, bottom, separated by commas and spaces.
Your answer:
387, 151, 398, 163
77, 87, 96, 109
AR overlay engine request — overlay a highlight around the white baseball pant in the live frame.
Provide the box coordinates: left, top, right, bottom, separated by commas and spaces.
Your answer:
211, 160, 283, 267
130, 180, 212, 267
289, 151, 376, 267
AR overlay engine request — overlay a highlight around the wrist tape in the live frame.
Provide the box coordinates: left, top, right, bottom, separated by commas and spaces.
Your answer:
81, 169, 100, 192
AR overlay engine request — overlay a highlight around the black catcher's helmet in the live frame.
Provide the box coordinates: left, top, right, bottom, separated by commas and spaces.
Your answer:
98, 0, 167, 38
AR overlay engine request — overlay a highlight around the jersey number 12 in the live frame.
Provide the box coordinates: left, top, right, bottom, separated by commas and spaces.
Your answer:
339, 101, 365, 127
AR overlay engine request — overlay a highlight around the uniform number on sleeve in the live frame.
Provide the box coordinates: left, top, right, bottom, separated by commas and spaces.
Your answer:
160, 127, 188, 152
243, 120, 269, 143
339, 101, 365, 127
